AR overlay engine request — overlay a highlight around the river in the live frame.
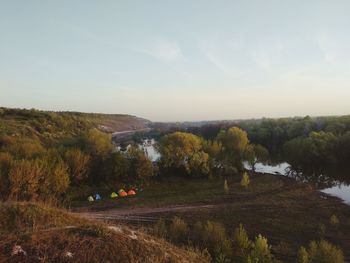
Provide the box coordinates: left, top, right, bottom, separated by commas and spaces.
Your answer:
126, 140, 350, 205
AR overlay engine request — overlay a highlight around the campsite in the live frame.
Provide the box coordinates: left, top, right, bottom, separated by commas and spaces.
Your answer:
2, 1, 350, 262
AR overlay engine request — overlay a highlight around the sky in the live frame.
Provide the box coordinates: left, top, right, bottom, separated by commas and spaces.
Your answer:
1, 0, 350, 121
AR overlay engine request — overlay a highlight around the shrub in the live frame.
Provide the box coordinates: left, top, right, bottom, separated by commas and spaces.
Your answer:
193, 221, 205, 245
202, 221, 232, 260
169, 217, 188, 243
330, 214, 339, 226
223, 179, 229, 194
64, 148, 90, 184
153, 218, 167, 239
249, 234, 273, 263
233, 223, 251, 260
8, 152, 70, 202
241, 172, 250, 189
297, 246, 309, 263
300, 240, 344, 263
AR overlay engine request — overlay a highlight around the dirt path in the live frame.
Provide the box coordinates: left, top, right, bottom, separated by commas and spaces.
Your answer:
76, 204, 216, 222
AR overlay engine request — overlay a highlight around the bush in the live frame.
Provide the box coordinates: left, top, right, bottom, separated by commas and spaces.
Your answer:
8, 151, 70, 202
233, 224, 251, 261
297, 240, 344, 263
297, 246, 309, 263
153, 218, 167, 239
241, 172, 250, 189
330, 214, 339, 226
202, 221, 232, 260
169, 217, 188, 243
249, 234, 273, 263
64, 148, 90, 184
223, 179, 229, 194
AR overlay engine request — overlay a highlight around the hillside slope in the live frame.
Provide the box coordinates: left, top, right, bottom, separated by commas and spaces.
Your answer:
0, 202, 209, 263
0, 107, 149, 144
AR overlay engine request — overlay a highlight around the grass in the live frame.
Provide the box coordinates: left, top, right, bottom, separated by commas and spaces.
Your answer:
73, 172, 350, 262
0, 202, 209, 263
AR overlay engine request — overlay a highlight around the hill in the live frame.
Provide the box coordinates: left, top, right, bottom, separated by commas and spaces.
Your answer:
0, 107, 149, 145
0, 202, 209, 263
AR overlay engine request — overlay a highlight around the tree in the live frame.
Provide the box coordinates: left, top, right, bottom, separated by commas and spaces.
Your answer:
298, 240, 344, 263
283, 131, 336, 169
249, 234, 273, 263
223, 180, 229, 194
216, 127, 249, 173
39, 151, 70, 201
241, 172, 250, 189
9, 159, 41, 200
8, 151, 70, 202
245, 144, 269, 171
233, 224, 251, 261
85, 128, 112, 156
158, 132, 210, 177
64, 148, 90, 184
126, 146, 154, 185
0, 152, 13, 199
202, 140, 222, 170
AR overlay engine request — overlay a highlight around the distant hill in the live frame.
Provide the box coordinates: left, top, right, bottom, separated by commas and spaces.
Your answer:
0, 107, 150, 145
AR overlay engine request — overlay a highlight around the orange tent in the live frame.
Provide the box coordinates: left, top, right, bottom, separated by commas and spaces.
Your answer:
119, 191, 128, 197
127, 190, 136, 196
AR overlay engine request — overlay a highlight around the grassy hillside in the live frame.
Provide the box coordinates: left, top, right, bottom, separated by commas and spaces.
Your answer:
0, 107, 149, 145
0, 202, 209, 263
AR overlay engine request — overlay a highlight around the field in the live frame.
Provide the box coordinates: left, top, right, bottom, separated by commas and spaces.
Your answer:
74, 172, 350, 262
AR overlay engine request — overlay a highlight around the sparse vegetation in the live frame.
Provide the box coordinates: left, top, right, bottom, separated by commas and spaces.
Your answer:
297, 240, 344, 263
240, 172, 250, 189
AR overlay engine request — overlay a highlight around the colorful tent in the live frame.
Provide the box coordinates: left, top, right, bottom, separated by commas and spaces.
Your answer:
94, 193, 101, 200
118, 189, 125, 194
127, 190, 136, 196
87, 196, 94, 202
119, 191, 128, 197
110, 192, 118, 198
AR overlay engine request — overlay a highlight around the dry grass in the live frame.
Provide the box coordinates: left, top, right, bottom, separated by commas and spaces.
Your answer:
0, 202, 209, 263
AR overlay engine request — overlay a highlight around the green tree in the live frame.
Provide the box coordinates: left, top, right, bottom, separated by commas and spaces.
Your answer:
126, 146, 154, 185
241, 172, 250, 189
233, 224, 251, 260
245, 144, 269, 171
223, 179, 229, 194
298, 240, 344, 263
249, 234, 273, 263
330, 214, 339, 226
217, 127, 249, 173
85, 128, 112, 156
158, 132, 210, 177
64, 148, 90, 184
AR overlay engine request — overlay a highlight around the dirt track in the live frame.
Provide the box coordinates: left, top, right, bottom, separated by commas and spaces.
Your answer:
76, 204, 216, 222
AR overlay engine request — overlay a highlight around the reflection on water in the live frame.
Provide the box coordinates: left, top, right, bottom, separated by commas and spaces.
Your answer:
118, 139, 160, 162
121, 142, 350, 205
140, 139, 160, 162
244, 162, 350, 205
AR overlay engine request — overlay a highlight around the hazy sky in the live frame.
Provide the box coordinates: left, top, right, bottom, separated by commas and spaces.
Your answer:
1, 1, 350, 121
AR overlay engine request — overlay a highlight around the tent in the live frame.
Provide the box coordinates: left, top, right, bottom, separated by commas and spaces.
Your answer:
88, 196, 94, 202
118, 189, 125, 194
127, 190, 136, 196
94, 193, 101, 200
119, 191, 128, 197
110, 192, 118, 198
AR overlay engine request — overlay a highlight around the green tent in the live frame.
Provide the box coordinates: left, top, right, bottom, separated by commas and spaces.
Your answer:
110, 192, 118, 198
87, 196, 94, 202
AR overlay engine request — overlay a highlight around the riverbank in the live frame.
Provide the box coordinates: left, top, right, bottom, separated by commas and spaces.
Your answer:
73, 172, 350, 262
